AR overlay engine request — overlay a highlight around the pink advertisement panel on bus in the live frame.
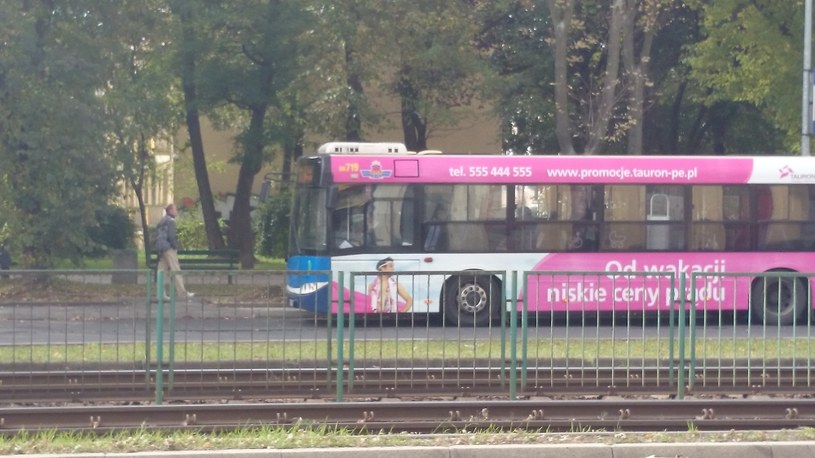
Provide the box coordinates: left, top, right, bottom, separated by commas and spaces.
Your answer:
326, 252, 812, 314
331, 155, 815, 185
522, 251, 811, 312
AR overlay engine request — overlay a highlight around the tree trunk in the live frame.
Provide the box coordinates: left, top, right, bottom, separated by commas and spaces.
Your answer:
623, 0, 656, 154
547, 0, 576, 154
177, 4, 225, 250
133, 136, 151, 264
585, 0, 625, 154
667, 81, 687, 153
228, 105, 267, 269
622, 2, 639, 153
344, 42, 363, 141
398, 73, 427, 151
282, 138, 303, 186
687, 104, 709, 152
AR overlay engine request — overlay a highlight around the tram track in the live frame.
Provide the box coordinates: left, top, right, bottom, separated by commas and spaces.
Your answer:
1, 398, 815, 435
0, 364, 813, 404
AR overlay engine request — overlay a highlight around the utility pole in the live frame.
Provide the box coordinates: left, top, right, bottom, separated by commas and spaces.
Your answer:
803, 0, 812, 156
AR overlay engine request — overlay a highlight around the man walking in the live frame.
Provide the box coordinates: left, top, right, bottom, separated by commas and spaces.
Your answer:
154, 203, 194, 300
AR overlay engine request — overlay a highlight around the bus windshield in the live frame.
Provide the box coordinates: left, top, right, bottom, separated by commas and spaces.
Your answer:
331, 184, 416, 250
289, 187, 328, 255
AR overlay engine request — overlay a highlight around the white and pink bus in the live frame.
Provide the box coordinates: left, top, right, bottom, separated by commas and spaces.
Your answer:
286, 142, 815, 326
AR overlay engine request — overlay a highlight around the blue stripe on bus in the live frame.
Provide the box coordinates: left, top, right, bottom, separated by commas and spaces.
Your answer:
286, 256, 331, 313
286, 256, 330, 284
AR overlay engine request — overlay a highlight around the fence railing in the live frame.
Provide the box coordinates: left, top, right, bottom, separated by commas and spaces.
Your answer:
0, 268, 812, 403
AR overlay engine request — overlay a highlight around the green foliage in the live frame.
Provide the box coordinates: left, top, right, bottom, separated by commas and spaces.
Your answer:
377, 0, 485, 150
478, 1, 557, 153
96, 0, 180, 250
255, 191, 291, 259
174, 0, 314, 266
0, 3, 118, 268
687, 1, 801, 151
86, 205, 136, 256
0, 0, 807, 274
175, 211, 227, 250
175, 216, 207, 250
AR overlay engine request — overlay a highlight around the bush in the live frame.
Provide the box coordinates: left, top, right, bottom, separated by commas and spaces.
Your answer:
176, 213, 207, 249
255, 191, 290, 259
176, 211, 228, 250
87, 205, 135, 256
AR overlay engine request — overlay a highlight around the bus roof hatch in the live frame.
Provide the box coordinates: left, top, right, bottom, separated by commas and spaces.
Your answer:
317, 142, 409, 155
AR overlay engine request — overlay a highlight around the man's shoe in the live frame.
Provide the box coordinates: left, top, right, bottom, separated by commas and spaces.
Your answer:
162, 295, 170, 301
186, 292, 195, 299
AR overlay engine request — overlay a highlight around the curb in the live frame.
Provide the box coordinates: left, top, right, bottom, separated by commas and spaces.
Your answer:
9, 442, 815, 458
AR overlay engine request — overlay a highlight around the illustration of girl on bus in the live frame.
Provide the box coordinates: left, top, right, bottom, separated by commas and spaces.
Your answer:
367, 257, 413, 313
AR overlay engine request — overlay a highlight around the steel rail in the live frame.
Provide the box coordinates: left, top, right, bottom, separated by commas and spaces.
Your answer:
0, 365, 813, 404
1, 399, 814, 435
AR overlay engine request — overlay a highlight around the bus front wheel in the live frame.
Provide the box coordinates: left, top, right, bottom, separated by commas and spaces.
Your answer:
750, 275, 807, 325
443, 274, 500, 327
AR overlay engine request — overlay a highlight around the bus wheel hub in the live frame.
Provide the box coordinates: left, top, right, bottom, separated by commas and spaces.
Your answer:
458, 285, 487, 313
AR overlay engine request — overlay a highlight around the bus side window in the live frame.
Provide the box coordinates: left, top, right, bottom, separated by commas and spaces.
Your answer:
399, 187, 416, 247
602, 185, 645, 250
759, 185, 810, 250
723, 186, 751, 250
808, 186, 815, 249
423, 204, 448, 251
370, 185, 411, 248
567, 185, 598, 251
333, 207, 365, 249
511, 185, 538, 250
646, 186, 685, 250
421, 186, 453, 252
535, 185, 593, 251
690, 186, 725, 251
480, 185, 508, 251
534, 185, 569, 250
332, 185, 371, 249
447, 185, 495, 251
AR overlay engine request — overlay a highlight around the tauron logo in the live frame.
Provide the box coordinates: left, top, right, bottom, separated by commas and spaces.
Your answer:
779, 165, 815, 181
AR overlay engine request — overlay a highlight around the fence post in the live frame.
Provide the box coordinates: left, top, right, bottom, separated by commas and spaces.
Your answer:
348, 273, 356, 393
676, 273, 687, 399
336, 271, 345, 402
499, 271, 507, 389
688, 272, 698, 393
167, 273, 177, 390
521, 271, 529, 389
667, 273, 674, 388
509, 271, 517, 400
324, 270, 334, 398
144, 269, 153, 378
155, 270, 165, 405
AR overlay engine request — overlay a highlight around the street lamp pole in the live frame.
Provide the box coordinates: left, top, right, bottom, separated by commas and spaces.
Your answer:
803, 0, 812, 156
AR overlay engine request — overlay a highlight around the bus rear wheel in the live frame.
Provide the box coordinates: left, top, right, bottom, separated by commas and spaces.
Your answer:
750, 275, 807, 325
443, 274, 500, 327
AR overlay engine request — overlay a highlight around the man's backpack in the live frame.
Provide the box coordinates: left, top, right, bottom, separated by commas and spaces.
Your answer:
153, 219, 171, 253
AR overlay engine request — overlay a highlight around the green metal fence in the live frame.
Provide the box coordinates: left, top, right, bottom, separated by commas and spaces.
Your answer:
517, 270, 680, 398
0, 270, 155, 401
683, 271, 815, 396
0, 268, 813, 403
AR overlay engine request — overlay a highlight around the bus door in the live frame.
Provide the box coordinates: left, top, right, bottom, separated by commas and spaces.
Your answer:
330, 182, 425, 314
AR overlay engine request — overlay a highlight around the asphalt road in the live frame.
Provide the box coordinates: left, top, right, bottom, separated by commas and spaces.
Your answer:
0, 298, 806, 345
